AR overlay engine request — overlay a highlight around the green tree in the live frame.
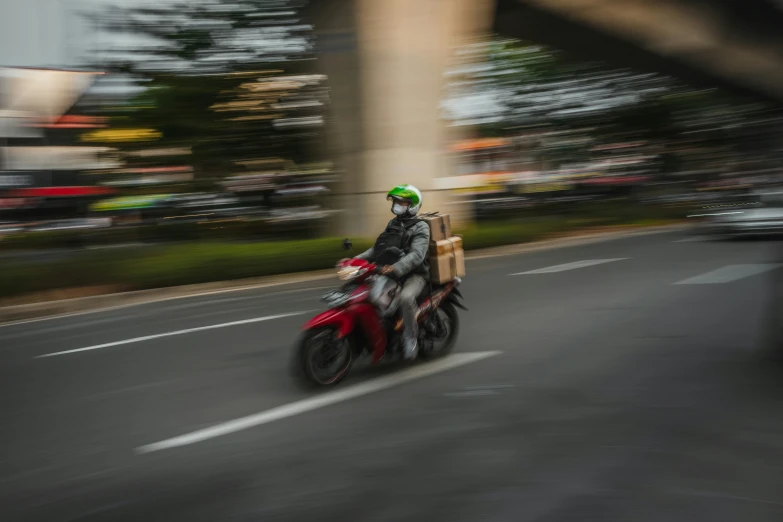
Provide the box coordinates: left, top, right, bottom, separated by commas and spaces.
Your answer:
88, 0, 327, 180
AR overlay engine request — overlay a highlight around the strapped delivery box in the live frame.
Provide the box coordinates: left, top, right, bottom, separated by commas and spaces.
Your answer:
420, 212, 466, 284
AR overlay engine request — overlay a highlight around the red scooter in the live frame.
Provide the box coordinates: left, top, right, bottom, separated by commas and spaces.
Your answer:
291, 256, 465, 387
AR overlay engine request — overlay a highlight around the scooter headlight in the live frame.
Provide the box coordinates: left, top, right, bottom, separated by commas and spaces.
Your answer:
337, 266, 365, 281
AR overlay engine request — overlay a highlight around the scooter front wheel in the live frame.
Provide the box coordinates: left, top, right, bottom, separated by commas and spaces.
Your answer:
291, 327, 354, 388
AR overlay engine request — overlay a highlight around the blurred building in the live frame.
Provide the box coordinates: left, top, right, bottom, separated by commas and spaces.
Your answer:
0, 67, 119, 220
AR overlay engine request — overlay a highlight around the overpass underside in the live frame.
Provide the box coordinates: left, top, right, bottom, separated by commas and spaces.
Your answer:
495, 0, 783, 105
309, 0, 783, 237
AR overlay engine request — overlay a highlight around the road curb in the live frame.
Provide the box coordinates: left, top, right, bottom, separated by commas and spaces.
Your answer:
0, 224, 687, 325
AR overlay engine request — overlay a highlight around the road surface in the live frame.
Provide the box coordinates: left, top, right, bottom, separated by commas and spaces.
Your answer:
2, 230, 783, 521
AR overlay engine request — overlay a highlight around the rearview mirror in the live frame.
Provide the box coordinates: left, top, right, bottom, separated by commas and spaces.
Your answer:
343, 238, 353, 251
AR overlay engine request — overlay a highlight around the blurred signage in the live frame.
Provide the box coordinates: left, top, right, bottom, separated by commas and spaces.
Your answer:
35, 115, 108, 129
515, 183, 570, 194
580, 175, 650, 185
113, 166, 192, 175
91, 194, 170, 212
0, 197, 37, 209
125, 147, 191, 158
0, 170, 84, 189
0, 173, 34, 188
1, 68, 101, 123
6, 187, 115, 198
222, 173, 281, 192
81, 128, 162, 143
449, 138, 509, 152
103, 173, 193, 187
3, 147, 119, 171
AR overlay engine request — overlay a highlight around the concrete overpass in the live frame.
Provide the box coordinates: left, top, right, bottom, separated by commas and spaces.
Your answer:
495, 0, 783, 104
307, 0, 783, 237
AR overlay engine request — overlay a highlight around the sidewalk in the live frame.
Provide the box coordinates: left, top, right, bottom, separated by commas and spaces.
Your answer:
0, 224, 688, 325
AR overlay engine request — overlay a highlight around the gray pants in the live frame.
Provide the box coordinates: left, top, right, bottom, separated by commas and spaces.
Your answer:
397, 274, 427, 344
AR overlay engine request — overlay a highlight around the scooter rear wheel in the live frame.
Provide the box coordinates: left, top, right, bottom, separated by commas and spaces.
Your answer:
291, 327, 353, 388
419, 302, 460, 360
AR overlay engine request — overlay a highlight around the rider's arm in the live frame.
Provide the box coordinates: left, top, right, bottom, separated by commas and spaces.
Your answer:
391, 222, 430, 277
355, 247, 374, 260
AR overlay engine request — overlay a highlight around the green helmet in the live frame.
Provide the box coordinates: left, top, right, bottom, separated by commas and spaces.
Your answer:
387, 184, 423, 216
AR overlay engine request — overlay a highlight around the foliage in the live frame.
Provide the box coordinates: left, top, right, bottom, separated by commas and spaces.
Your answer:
86, 0, 327, 178
442, 36, 783, 171
0, 237, 372, 298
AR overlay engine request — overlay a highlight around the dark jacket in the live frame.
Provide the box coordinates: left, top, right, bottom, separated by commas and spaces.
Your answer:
357, 217, 430, 278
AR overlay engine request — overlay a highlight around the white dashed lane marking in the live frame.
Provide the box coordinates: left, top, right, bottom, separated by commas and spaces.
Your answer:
673, 236, 708, 243
35, 311, 308, 358
136, 351, 502, 454
674, 264, 782, 285
511, 258, 628, 275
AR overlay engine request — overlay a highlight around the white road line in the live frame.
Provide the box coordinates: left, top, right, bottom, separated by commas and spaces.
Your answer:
2, 286, 333, 340
510, 258, 628, 275
673, 236, 707, 243
136, 351, 502, 454
35, 311, 308, 359
674, 264, 783, 285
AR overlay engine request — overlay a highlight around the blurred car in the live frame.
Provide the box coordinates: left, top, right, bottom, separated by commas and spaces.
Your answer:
701, 190, 783, 238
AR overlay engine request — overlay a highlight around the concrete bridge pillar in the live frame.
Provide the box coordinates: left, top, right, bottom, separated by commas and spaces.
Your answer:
309, 0, 495, 237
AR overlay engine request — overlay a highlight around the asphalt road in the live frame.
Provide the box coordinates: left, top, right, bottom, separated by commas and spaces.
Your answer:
2, 230, 783, 522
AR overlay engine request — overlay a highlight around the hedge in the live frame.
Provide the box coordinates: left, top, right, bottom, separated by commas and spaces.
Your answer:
0, 237, 373, 299
0, 214, 680, 301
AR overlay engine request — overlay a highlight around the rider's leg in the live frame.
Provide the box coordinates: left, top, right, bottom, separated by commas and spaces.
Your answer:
398, 274, 427, 360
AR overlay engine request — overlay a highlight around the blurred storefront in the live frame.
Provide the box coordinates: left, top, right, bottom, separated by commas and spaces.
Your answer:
0, 67, 113, 222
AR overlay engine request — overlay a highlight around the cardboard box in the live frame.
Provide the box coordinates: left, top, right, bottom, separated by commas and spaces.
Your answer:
429, 236, 463, 256
429, 244, 465, 284
423, 214, 462, 284
442, 214, 452, 238
430, 252, 456, 284
421, 213, 452, 242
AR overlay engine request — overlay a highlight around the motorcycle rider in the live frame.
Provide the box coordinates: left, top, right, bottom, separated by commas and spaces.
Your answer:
353, 185, 430, 360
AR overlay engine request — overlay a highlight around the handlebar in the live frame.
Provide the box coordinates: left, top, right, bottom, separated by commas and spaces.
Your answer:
338, 258, 376, 271
338, 258, 401, 280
